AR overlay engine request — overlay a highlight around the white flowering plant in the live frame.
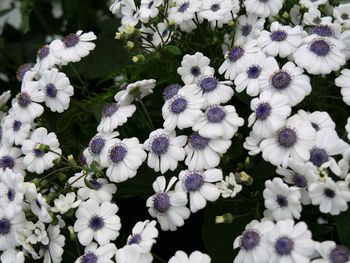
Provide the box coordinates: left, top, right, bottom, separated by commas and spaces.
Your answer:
1, 0, 350, 262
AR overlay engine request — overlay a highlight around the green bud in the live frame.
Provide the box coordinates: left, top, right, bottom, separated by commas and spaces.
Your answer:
240, 171, 253, 185
215, 213, 234, 224
58, 173, 67, 182
68, 226, 77, 240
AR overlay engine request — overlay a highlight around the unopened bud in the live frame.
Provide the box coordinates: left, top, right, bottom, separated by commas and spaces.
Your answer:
227, 20, 235, 26
216, 213, 234, 224
282, 11, 289, 19
240, 171, 253, 185
126, 41, 134, 50
124, 24, 135, 35
68, 226, 77, 240
115, 32, 122, 39
132, 54, 145, 63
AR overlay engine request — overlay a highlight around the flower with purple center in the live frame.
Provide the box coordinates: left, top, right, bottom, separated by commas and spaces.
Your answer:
190, 66, 201, 77
271, 71, 292, 90
89, 137, 105, 155
255, 103, 271, 120
128, 234, 142, 245
190, 134, 209, 150
183, 173, 204, 192
313, 24, 333, 37
271, 30, 287, 41
109, 145, 127, 163
45, 83, 58, 98
275, 236, 294, 255
89, 215, 105, 231
293, 174, 307, 188
163, 84, 182, 100
151, 136, 169, 155
277, 127, 297, 148
170, 97, 188, 114
0, 156, 15, 169
102, 103, 119, 117
12, 121, 22, 132
276, 194, 288, 207
16, 63, 32, 81
199, 76, 218, 93
206, 105, 226, 123
0, 218, 11, 235
64, 33, 80, 48
178, 2, 189, 12
310, 147, 328, 167
89, 179, 102, 190
247, 65, 261, 79
153, 193, 171, 213
228, 47, 245, 62
81, 252, 98, 263
240, 230, 261, 250
210, 3, 220, 11
309, 39, 331, 56
37, 46, 50, 60
241, 24, 252, 36
329, 246, 350, 263
17, 92, 31, 108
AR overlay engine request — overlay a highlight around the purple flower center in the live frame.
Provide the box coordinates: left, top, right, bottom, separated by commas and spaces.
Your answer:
184, 173, 204, 192
240, 230, 261, 250
329, 246, 350, 263
16, 63, 32, 81
190, 66, 201, 77
89, 137, 105, 155
271, 30, 287, 42
0, 156, 15, 169
277, 127, 297, 148
199, 76, 218, 93
228, 47, 244, 62
17, 92, 31, 107
310, 39, 330, 56
109, 145, 127, 163
151, 136, 169, 155
7, 189, 15, 202
163, 84, 181, 100
275, 236, 294, 255
276, 194, 288, 207
12, 120, 22, 131
247, 65, 261, 79
79, 152, 87, 165
255, 103, 271, 120
310, 147, 328, 167
35, 199, 42, 209
37, 46, 50, 60
102, 103, 119, 117
311, 122, 320, 131
81, 252, 98, 263
178, 2, 189, 12
128, 234, 142, 245
45, 83, 58, 98
207, 106, 226, 123
241, 24, 252, 36
147, 0, 154, 8
89, 215, 104, 231
324, 187, 335, 198
153, 193, 170, 213
313, 25, 333, 37
170, 97, 188, 114
271, 71, 292, 90
293, 174, 307, 188
89, 179, 102, 190
0, 218, 11, 235
190, 134, 209, 150
64, 33, 80, 48
210, 3, 220, 11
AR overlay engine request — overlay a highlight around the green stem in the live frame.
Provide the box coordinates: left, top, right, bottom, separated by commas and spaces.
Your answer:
152, 253, 167, 263
39, 166, 70, 181
69, 63, 89, 96
138, 100, 155, 130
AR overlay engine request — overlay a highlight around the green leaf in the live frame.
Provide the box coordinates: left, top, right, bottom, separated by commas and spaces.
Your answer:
163, 45, 182, 55
20, 0, 33, 33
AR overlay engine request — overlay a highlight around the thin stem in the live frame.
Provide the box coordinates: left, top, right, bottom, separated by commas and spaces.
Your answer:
152, 253, 167, 263
39, 166, 71, 181
69, 63, 90, 96
138, 100, 155, 130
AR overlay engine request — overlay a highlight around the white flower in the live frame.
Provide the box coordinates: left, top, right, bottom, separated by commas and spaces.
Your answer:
312, 241, 350, 263
51, 30, 96, 63
258, 22, 306, 58
302, 8, 332, 26
198, 0, 234, 25
38, 68, 74, 113
259, 58, 312, 106
74, 199, 121, 246
169, 250, 211, 263
338, 148, 350, 178
110, 0, 124, 15
68, 171, 117, 204
29, 193, 52, 223
0, 90, 11, 106
177, 52, 214, 85
244, 0, 283, 18
263, 178, 302, 220
0, 249, 25, 263
0, 145, 25, 175
300, 0, 327, 9
162, 85, 203, 131
267, 219, 315, 263
100, 137, 147, 183
52, 192, 81, 214
185, 133, 231, 170
219, 40, 260, 80
33, 43, 60, 72
0, 168, 25, 218
121, 0, 139, 27
248, 91, 291, 138
175, 169, 222, 212
243, 131, 262, 156
234, 14, 265, 46
126, 220, 158, 253
75, 242, 117, 263
2, 114, 32, 146
293, 35, 346, 75
216, 172, 243, 198
114, 79, 156, 106
141, 21, 173, 52
115, 244, 153, 263
233, 219, 275, 263
144, 129, 186, 174
296, 110, 336, 132
0, 211, 26, 251
333, 4, 350, 28
193, 104, 244, 140
39, 224, 65, 263
146, 176, 190, 231
21, 127, 61, 174
139, 0, 162, 23
309, 178, 349, 215
335, 69, 350, 106
260, 114, 316, 168
168, 0, 202, 26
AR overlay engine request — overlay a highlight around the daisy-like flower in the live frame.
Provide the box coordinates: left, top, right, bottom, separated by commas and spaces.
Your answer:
244, 0, 283, 18
139, 0, 162, 23
74, 199, 121, 246
146, 176, 190, 231
257, 22, 306, 58
185, 133, 231, 170
162, 85, 203, 131
219, 40, 261, 80
0, 211, 26, 251
68, 171, 117, 203
300, 0, 327, 9
309, 178, 349, 215
75, 242, 117, 263
29, 192, 53, 223
100, 137, 147, 183
216, 172, 243, 198
259, 58, 312, 106
198, 0, 234, 25
110, 0, 124, 15
39, 68, 74, 113
0, 249, 25, 263
126, 220, 158, 253
195, 76, 234, 108
21, 127, 61, 174
120, 0, 139, 28
177, 52, 214, 85
115, 244, 153, 263
233, 219, 275, 263
0, 145, 25, 175
11, 81, 45, 122
243, 131, 262, 156
297, 110, 336, 132
51, 30, 96, 63
16, 63, 34, 82
1, 114, 32, 146
311, 22, 341, 39
234, 14, 265, 45
267, 219, 315, 263
39, 225, 65, 263
293, 35, 346, 75
144, 129, 186, 174
248, 91, 291, 138
260, 114, 316, 167
168, 0, 202, 26
51, 192, 81, 214
193, 104, 244, 139
313, 241, 350, 263
33, 43, 60, 72
114, 79, 156, 106
234, 51, 266, 97
97, 102, 136, 133
333, 4, 350, 28
141, 21, 173, 52
169, 250, 211, 263
263, 178, 302, 220
335, 69, 350, 106
175, 169, 222, 212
